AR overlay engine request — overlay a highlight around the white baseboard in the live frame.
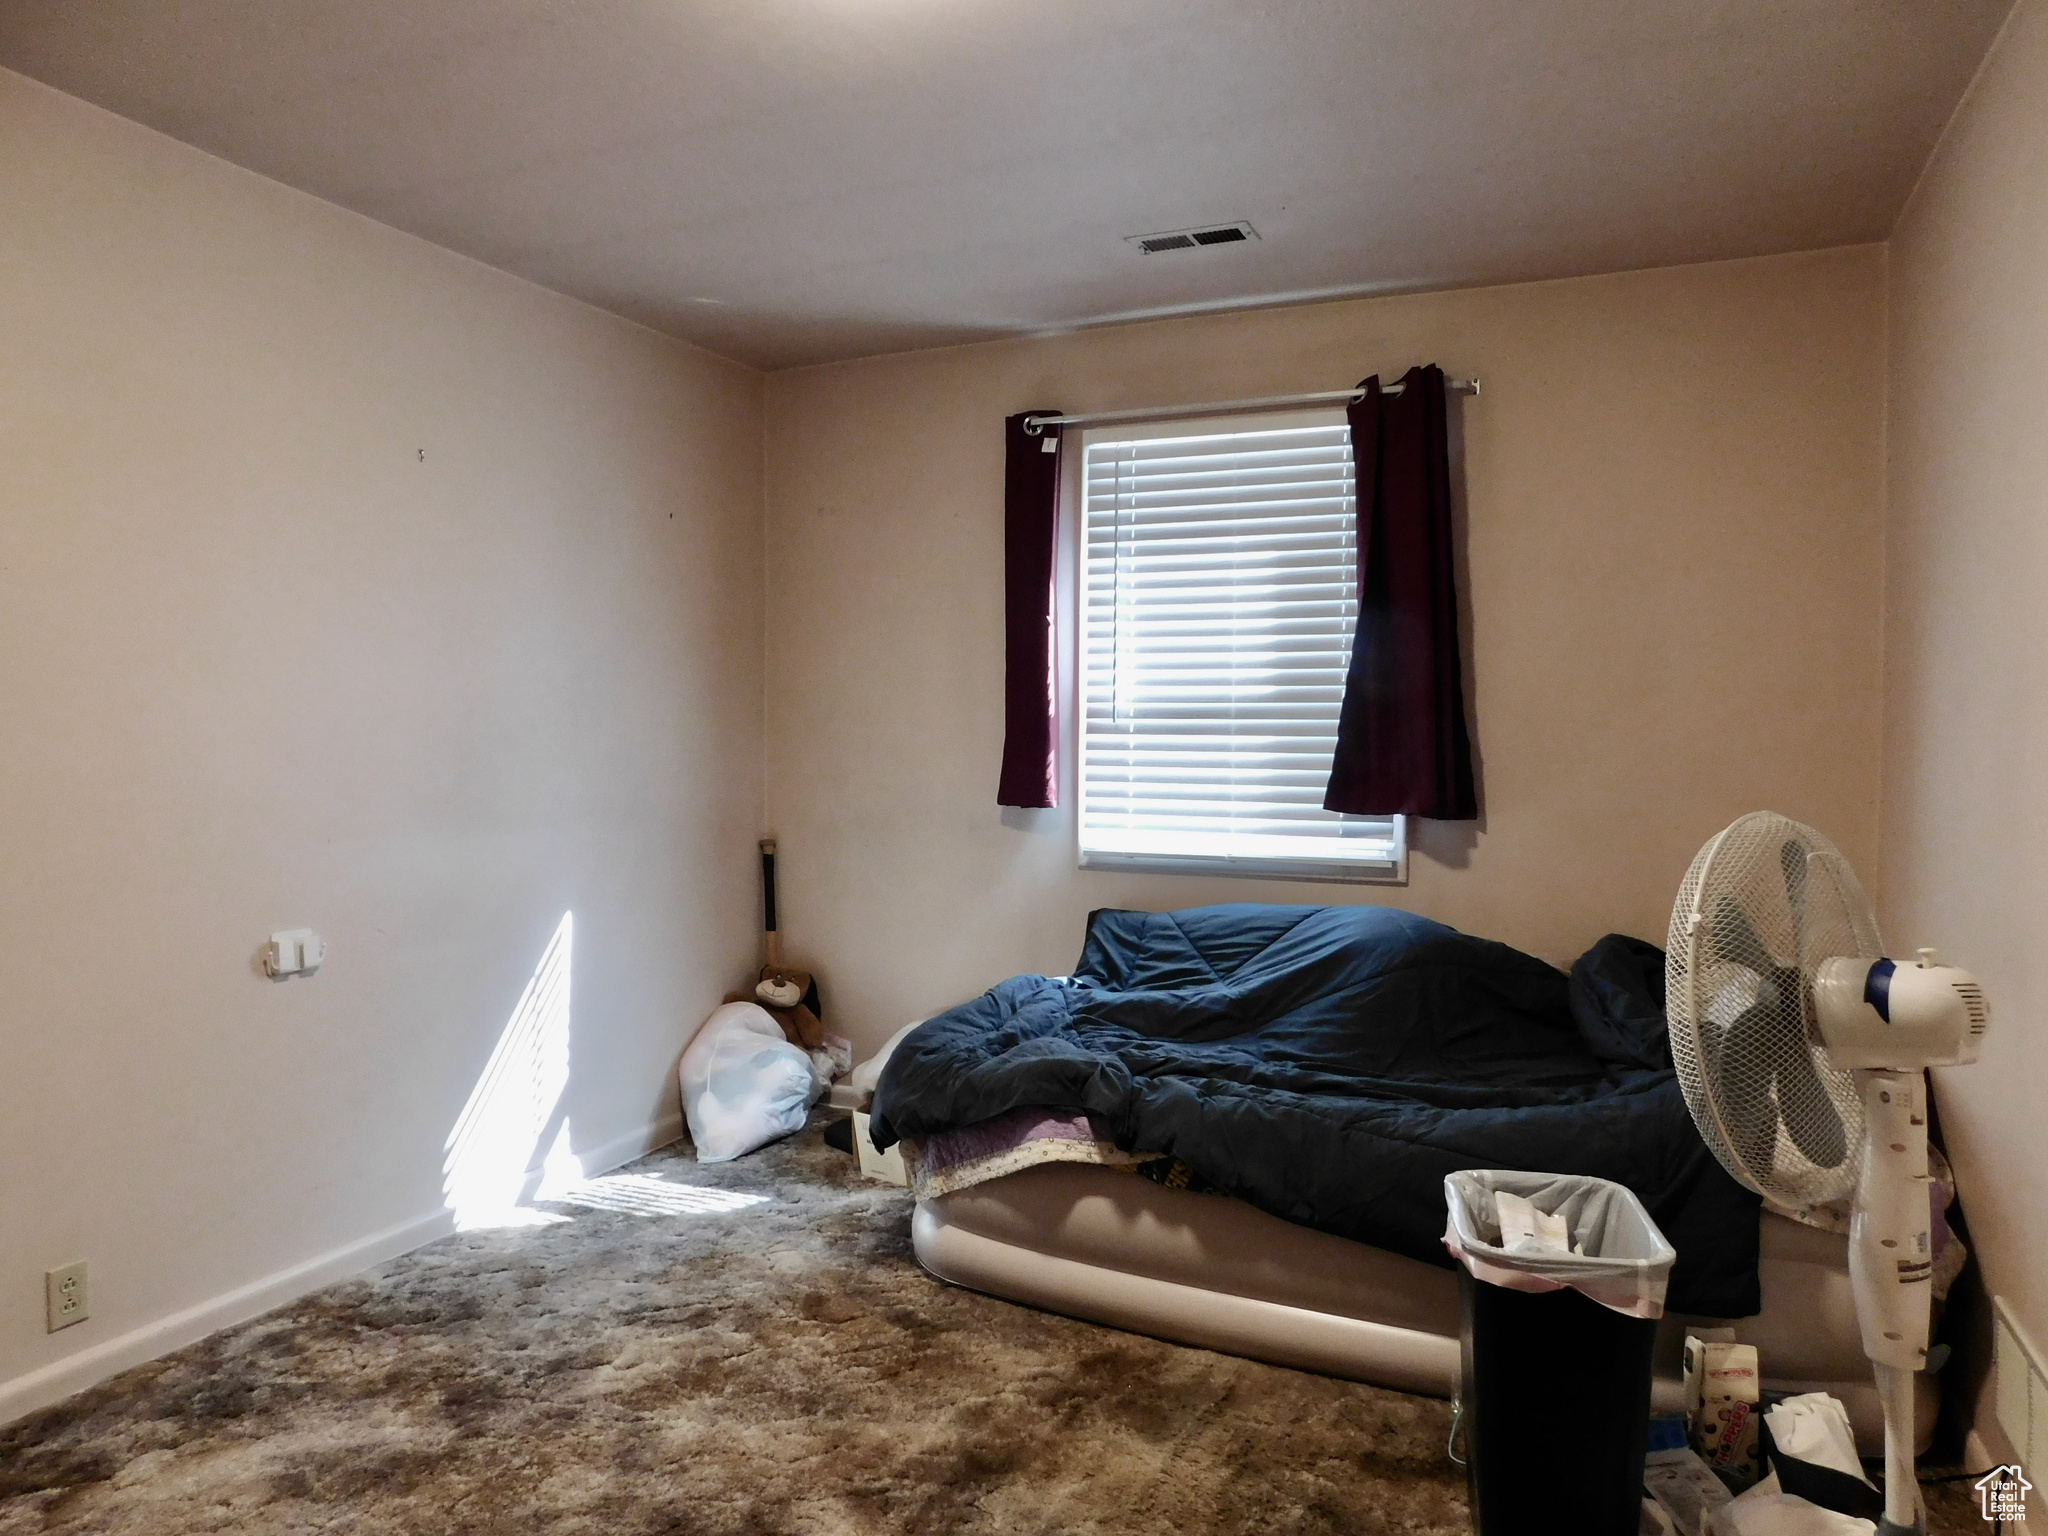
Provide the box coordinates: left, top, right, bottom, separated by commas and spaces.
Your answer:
0, 1204, 453, 1430
0, 1111, 686, 1430
576, 1111, 685, 1178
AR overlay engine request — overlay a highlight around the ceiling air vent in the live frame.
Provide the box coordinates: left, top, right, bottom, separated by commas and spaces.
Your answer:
1126, 221, 1259, 254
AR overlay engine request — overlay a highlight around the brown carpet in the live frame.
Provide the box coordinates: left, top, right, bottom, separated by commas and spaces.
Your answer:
0, 1117, 1994, 1535
1, 1116, 1463, 1535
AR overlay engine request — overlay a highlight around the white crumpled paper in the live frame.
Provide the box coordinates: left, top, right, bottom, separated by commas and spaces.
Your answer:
1496, 1189, 1573, 1254
1706, 1492, 1874, 1536
1762, 1394, 1875, 1489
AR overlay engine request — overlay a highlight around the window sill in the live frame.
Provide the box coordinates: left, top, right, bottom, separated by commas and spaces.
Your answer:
1077, 846, 1407, 886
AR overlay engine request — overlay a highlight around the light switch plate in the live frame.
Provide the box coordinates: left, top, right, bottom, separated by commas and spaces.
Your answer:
45, 1261, 88, 1333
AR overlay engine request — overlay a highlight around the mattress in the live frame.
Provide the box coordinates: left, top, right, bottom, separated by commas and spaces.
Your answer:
915, 1162, 1936, 1456
878, 909, 1766, 1321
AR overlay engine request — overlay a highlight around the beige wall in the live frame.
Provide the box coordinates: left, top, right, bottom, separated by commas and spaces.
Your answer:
764, 247, 1889, 1055
0, 70, 763, 1413
1882, 0, 2048, 1429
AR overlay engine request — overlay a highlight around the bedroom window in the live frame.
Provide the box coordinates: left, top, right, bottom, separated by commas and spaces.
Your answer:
1077, 410, 1405, 882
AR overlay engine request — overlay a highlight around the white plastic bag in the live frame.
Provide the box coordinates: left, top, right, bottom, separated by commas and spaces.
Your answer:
680, 1002, 823, 1163
1706, 1492, 1874, 1536
1645, 1447, 1734, 1535
1443, 1168, 1678, 1318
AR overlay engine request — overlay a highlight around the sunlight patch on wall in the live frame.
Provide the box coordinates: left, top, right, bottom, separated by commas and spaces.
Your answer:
533, 1118, 585, 1202
443, 912, 574, 1231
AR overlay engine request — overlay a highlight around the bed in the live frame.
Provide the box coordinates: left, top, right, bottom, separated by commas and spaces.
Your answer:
862, 903, 1942, 1453
910, 1160, 1934, 1453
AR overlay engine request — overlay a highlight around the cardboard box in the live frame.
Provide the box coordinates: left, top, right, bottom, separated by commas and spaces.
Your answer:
852, 1110, 908, 1186
1686, 1337, 1760, 1490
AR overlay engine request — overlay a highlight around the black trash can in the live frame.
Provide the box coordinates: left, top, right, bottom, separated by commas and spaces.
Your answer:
1443, 1170, 1676, 1536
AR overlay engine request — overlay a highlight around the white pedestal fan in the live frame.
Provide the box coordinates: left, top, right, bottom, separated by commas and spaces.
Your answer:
1666, 812, 1989, 1536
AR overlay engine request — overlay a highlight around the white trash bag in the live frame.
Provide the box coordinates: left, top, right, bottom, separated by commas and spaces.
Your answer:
1443, 1168, 1678, 1319
680, 1002, 823, 1163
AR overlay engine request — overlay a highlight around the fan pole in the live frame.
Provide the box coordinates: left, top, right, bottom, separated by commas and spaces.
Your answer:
1851, 1068, 1934, 1535
1873, 1364, 1921, 1536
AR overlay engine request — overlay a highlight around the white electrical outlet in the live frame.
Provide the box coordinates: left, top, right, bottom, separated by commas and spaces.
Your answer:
45, 1261, 88, 1333
1993, 1295, 2048, 1473
263, 929, 324, 978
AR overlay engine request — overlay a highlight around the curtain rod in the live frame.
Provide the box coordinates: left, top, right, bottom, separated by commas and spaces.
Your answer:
1022, 377, 1480, 435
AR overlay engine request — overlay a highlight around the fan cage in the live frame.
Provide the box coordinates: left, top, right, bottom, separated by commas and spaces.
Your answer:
1665, 812, 1877, 1208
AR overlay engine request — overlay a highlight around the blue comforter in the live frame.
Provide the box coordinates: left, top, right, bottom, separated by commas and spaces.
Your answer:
870, 903, 1760, 1318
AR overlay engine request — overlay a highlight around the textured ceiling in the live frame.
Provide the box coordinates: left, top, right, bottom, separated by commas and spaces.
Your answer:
0, 0, 2013, 369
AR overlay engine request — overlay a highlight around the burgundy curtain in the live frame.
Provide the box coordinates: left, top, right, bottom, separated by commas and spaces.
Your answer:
1323, 365, 1477, 819
997, 411, 1063, 807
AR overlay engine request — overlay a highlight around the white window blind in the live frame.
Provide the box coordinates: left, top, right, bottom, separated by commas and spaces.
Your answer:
1078, 411, 1403, 880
